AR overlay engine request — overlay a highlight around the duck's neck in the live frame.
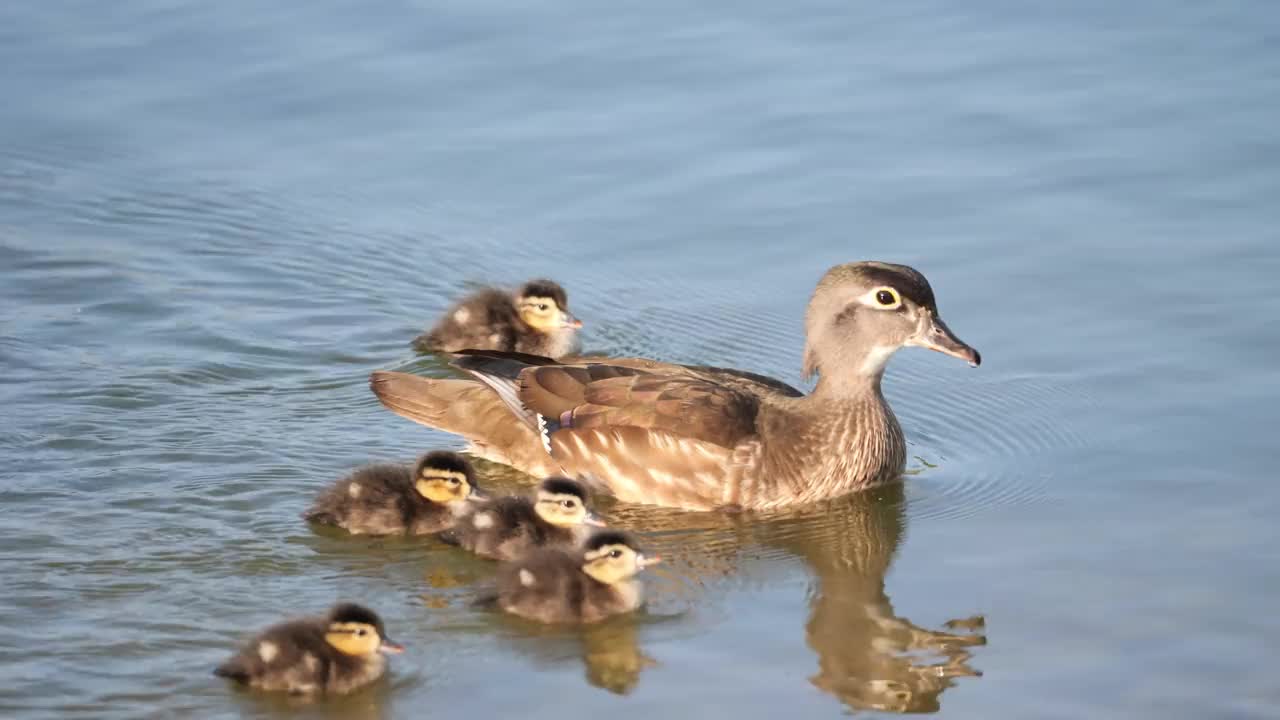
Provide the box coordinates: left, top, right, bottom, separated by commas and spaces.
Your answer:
811, 365, 885, 400
759, 372, 905, 505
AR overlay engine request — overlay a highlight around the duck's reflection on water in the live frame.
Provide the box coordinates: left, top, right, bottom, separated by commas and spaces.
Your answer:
609, 482, 986, 713
422, 462, 985, 708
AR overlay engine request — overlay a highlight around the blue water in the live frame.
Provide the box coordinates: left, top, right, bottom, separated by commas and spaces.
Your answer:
2, 1, 1278, 718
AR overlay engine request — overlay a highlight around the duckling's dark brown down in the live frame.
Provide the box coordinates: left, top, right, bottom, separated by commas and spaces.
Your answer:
484, 549, 639, 624
215, 618, 387, 694
303, 464, 461, 535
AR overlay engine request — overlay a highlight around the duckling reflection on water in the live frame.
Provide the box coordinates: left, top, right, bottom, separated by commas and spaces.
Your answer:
303, 451, 482, 535
413, 278, 582, 359
489, 615, 656, 696
480, 530, 660, 625
440, 476, 606, 561
579, 619, 656, 695
214, 603, 403, 696
373, 261, 980, 511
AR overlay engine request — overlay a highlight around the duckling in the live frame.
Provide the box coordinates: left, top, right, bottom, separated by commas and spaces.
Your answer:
442, 476, 605, 561
484, 530, 660, 624
303, 451, 481, 535
412, 278, 582, 359
214, 603, 404, 696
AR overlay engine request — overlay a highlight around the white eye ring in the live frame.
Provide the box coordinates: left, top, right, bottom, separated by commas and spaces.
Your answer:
865, 287, 902, 309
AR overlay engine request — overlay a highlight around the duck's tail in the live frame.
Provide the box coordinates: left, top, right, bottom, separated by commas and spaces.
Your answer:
369, 369, 558, 476
370, 372, 506, 436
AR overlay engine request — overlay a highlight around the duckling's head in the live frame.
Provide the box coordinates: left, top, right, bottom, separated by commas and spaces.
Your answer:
413, 451, 479, 505
533, 477, 605, 528
323, 603, 404, 657
581, 530, 660, 585
802, 262, 980, 386
515, 279, 581, 334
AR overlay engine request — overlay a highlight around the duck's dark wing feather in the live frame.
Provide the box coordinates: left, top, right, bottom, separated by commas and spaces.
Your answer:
453, 352, 765, 450
523, 368, 762, 449
452, 352, 769, 509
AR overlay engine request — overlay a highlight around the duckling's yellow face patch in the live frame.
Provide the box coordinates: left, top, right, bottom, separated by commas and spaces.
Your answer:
582, 543, 646, 585
415, 468, 472, 504
324, 621, 381, 657
517, 296, 573, 332
534, 491, 588, 527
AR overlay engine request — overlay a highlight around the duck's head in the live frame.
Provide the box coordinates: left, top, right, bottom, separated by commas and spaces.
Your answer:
533, 477, 605, 528
413, 451, 480, 505
802, 262, 979, 387
323, 603, 404, 657
515, 279, 581, 334
581, 530, 660, 585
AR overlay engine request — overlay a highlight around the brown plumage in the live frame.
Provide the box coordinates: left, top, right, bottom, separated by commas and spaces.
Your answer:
481, 530, 659, 624
302, 451, 481, 535
214, 603, 403, 696
440, 477, 604, 560
373, 262, 980, 511
412, 279, 582, 359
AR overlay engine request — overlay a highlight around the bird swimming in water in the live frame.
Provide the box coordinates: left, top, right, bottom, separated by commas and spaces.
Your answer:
303, 451, 482, 535
213, 603, 404, 696
412, 278, 582, 359
481, 530, 660, 624
441, 476, 605, 561
373, 261, 980, 510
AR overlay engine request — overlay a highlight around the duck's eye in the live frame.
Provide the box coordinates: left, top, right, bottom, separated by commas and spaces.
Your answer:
608, 549, 622, 559
561, 500, 576, 509
874, 289, 900, 307
355, 629, 368, 637
448, 478, 460, 486
536, 303, 549, 312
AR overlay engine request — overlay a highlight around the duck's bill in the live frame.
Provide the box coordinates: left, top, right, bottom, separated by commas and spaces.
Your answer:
638, 555, 663, 568
379, 640, 405, 654
584, 513, 608, 527
560, 311, 583, 329
909, 314, 981, 367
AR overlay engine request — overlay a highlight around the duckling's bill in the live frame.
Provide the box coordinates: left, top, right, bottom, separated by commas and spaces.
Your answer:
560, 310, 583, 329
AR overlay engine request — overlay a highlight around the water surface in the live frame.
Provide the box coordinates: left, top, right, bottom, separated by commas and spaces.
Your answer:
2, 1, 1278, 718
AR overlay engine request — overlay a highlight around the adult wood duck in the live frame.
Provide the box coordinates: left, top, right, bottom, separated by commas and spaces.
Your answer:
372, 262, 979, 511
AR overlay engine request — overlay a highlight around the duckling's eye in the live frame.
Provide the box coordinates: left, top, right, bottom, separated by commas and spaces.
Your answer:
355, 629, 368, 637
536, 303, 549, 312
608, 549, 622, 559
876, 289, 898, 306
561, 500, 576, 509
448, 478, 460, 486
